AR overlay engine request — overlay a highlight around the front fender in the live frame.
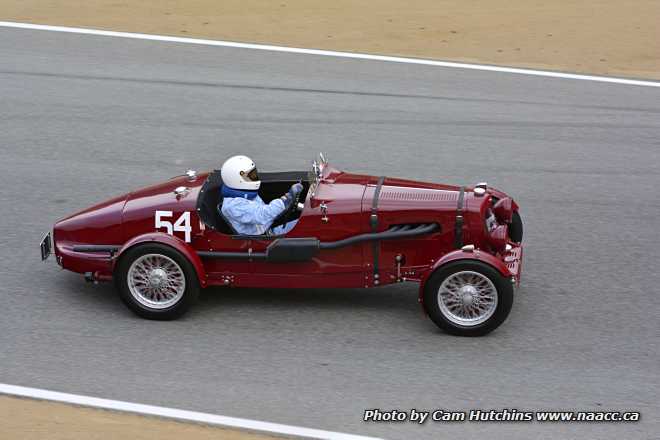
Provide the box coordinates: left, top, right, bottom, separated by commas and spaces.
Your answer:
488, 186, 519, 212
114, 232, 207, 288
418, 248, 512, 304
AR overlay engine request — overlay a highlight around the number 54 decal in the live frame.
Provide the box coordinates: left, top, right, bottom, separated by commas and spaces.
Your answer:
155, 211, 192, 242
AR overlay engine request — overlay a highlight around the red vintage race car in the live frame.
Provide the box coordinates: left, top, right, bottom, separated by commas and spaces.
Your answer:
41, 154, 523, 336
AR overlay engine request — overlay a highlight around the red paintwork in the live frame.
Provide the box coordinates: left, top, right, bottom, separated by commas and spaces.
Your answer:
53, 194, 126, 276
52, 162, 523, 293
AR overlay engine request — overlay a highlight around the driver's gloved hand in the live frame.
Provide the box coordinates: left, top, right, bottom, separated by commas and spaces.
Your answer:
280, 183, 303, 207
289, 183, 303, 197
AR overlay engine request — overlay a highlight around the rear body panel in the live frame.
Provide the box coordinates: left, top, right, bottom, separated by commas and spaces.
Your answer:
53, 193, 127, 275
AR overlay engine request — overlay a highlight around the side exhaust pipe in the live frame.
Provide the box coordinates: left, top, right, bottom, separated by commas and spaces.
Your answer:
84, 271, 113, 283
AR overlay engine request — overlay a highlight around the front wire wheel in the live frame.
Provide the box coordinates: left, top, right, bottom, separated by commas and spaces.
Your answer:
424, 261, 513, 336
509, 210, 523, 243
437, 270, 498, 327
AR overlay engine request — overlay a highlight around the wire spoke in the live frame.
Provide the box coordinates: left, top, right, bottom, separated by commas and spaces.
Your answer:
127, 254, 186, 309
437, 271, 498, 327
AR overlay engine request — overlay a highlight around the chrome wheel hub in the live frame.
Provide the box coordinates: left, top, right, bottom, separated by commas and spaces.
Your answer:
127, 254, 186, 309
459, 285, 477, 306
437, 270, 498, 326
148, 268, 168, 288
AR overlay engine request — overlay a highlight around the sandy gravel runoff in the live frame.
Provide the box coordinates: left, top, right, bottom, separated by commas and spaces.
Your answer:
0, 396, 290, 440
1, 0, 659, 79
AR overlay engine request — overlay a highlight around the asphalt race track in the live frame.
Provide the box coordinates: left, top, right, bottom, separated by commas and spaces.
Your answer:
1, 28, 659, 439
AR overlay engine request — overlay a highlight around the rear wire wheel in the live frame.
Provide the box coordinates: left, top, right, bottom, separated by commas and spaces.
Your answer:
424, 260, 513, 336
116, 243, 199, 320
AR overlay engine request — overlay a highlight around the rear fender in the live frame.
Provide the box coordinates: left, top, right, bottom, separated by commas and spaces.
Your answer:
418, 248, 512, 304
114, 232, 207, 287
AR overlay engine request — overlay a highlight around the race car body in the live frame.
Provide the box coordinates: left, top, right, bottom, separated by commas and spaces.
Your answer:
42, 154, 523, 336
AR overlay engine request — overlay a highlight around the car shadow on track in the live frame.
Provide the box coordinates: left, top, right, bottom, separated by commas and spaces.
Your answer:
53, 272, 119, 306
53, 271, 426, 322
197, 284, 418, 311
194, 284, 433, 333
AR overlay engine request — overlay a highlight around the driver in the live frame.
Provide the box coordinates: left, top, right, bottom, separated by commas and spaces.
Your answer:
220, 155, 303, 235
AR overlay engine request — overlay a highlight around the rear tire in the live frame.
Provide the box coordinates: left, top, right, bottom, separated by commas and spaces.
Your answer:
115, 243, 199, 320
424, 260, 513, 336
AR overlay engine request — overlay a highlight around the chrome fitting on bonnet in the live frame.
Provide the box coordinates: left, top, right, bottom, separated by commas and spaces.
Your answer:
461, 244, 475, 252
185, 169, 198, 181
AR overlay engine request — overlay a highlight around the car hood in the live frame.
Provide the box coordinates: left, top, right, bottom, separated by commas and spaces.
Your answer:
330, 170, 461, 191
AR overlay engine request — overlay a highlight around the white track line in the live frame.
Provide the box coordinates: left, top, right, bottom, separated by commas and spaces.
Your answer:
0, 383, 383, 440
1, 20, 659, 88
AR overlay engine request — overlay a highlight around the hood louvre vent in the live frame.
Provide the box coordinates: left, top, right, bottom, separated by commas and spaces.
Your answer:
380, 190, 458, 201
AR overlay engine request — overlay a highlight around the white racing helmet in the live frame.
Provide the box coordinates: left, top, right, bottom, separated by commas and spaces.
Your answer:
220, 155, 261, 191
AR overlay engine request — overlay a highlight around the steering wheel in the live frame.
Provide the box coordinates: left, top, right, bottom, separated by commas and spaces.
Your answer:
270, 182, 303, 229
287, 186, 303, 214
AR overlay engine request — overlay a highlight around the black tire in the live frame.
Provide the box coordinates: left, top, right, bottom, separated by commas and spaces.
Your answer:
115, 243, 199, 320
423, 260, 513, 336
509, 210, 523, 243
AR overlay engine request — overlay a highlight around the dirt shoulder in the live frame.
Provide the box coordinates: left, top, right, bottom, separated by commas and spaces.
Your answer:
0, 396, 288, 440
1, 0, 659, 80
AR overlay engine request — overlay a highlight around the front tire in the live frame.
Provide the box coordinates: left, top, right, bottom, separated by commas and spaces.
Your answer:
509, 210, 523, 243
424, 260, 513, 336
116, 243, 199, 320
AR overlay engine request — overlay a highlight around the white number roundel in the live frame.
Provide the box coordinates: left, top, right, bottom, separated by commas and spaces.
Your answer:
155, 211, 192, 242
